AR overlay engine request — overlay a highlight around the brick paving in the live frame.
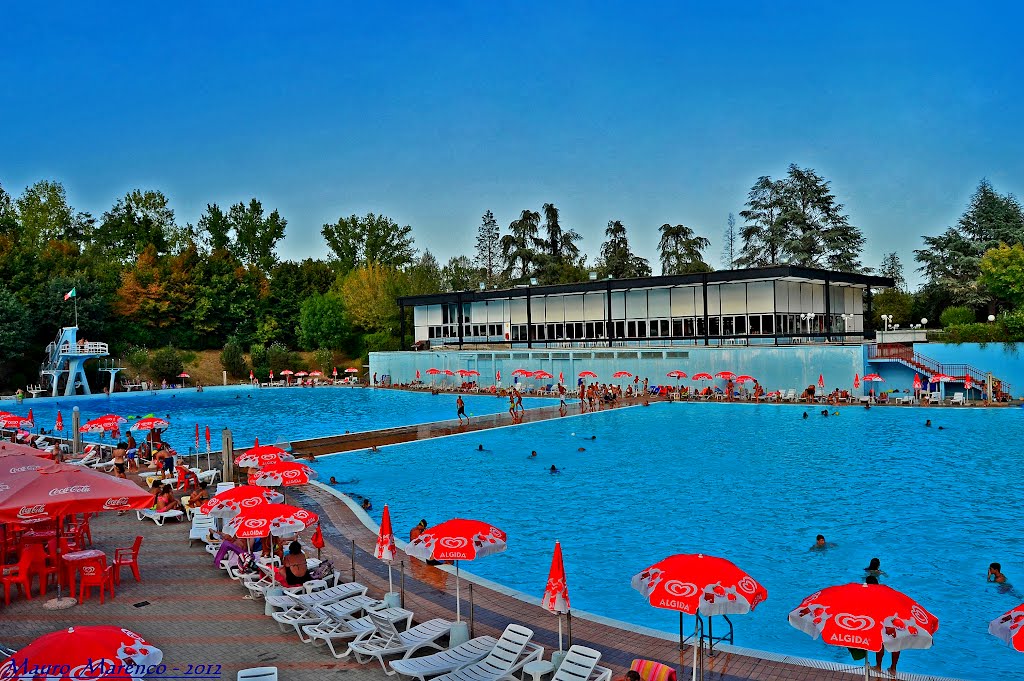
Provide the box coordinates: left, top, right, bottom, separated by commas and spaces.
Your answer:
1, 420, 960, 681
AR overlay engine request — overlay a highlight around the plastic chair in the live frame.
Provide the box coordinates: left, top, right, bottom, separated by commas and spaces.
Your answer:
237, 668, 277, 681
114, 536, 144, 585
30, 541, 60, 595
1, 545, 41, 604
78, 560, 115, 604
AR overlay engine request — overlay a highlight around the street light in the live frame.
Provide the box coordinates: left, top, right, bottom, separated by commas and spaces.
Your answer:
880, 314, 893, 331
921, 318, 928, 326
988, 314, 996, 322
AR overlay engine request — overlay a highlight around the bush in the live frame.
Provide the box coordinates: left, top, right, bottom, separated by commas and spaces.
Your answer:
250, 344, 268, 368
149, 346, 184, 381
363, 331, 400, 354
940, 306, 975, 327
313, 348, 334, 374
1002, 311, 1024, 342
123, 346, 150, 377
267, 342, 292, 373
220, 337, 248, 378
944, 323, 1004, 344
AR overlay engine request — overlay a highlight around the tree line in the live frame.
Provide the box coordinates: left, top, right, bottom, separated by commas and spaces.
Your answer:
0, 166, 1021, 389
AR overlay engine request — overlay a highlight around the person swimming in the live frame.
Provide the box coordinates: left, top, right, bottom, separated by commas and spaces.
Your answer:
925, 420, 932, 427
802, 412, 808, 419
549, 465, 560, 474
810, 534, 837, 551
865, 557, 887, 579
329, 476, 338, 485
477, 444, 484, 451
820, 409, 829, 416
529, 451, 537, 458
577, 447, 585, 452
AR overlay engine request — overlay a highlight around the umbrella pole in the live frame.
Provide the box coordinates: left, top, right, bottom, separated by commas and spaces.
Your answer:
455, 561, 461, 622
691, 617, 699, 681
558, 614, 563, 652
388, 563, 394, 593
863, 654, 869, 681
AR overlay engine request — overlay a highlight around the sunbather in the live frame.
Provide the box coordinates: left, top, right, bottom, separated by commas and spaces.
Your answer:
283, 541, 311, 585
155, 484, 182, 512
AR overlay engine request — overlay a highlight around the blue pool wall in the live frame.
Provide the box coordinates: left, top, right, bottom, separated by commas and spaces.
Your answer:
917, 342, 1024, 396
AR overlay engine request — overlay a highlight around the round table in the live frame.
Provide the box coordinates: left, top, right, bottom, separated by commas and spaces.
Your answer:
524, 660, 555, 681
61, 549, 106, 594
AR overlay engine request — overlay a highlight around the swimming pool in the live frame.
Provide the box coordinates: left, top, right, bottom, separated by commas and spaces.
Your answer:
314, 402, 1024, 680
12, 387, 553, 454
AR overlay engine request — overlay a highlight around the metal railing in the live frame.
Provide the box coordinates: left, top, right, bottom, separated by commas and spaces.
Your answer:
868, 344, 1012, 397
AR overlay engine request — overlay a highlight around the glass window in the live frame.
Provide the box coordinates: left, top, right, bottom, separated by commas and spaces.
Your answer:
748, 315, 761, 334
428, 327, 435, 338
660, 320, 670, 337
575, 323, 584, 338
649, 321, 658, 337
722, 317, 734, 336
615, 321, 625, 338
595, 322, 605, 338
627, 321, 636, 338
735, 316, 746, 334
709, 317, 720, 336
696, 317, 706, 336
585, 322, 594, 338
511, 326, 519, 341
684, 318, 695, 337
672, 318, 683, 337
762, 315, 774, 334
637, 322, 647, 338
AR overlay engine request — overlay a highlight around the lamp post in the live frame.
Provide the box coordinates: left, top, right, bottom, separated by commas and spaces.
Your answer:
880, 314, 893, 331
988, 314, 996, 323
840, 313, 853, 338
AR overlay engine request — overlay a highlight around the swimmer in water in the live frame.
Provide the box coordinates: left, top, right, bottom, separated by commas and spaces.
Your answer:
988, 562, 1007, 584
329, 476, 338, 485
590, 436, 596, 440
925, 419, 931, 427
577, 447, 585, 452
820, 409, 829, 417
529, 451, 537, 458
810, 534, 837, 551
864, 557, 887, 579
477, 444, 484, 451
549, 465, 560, 474
802, 412, 808, 419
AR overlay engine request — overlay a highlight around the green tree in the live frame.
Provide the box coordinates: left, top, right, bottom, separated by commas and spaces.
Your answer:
915, 179, 1024, 307
658, 223, 711, 274
220, 337, 248, 378
407, 251, 443, 295
339, 264, 405, 332
442, 256, 479, 291
16, 180, 94, 248
979, 243, 1024, 309
0, 285, 31, 374
501, 210, 541, 280
872, 289, 914, 328
737, 176, 789, 267
321, 213, 416, 271
149, 346, 184, 381
228, 199, 286, 274
939, 305, 975, 327
598, 220, 651, 278
97, 189, 176, 263
722, 213, 737, 268
297, 292, 352, 351
879, 252, 906, 291
198, 203, 232, 252
475, 210, 501, 287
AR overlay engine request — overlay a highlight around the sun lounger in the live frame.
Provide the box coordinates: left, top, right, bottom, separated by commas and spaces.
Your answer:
316, 594, 387, 621
237, 668, 277, 681
276, 593, 385, 641
949, 392, 965, 405
350, 615, 456, 674
137, 509, 184, 525
388, 635, 499, 681
188, 514, 216, 546
304, 607, 415, 658
427, 623, 541, 681
551, 646, 611, 681
265, 581, 369, 619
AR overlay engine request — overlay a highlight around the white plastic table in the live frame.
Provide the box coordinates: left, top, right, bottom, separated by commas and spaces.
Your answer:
524, 660, 555, 681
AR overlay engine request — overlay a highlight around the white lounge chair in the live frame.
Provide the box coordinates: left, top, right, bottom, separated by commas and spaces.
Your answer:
389, 635, 499, 681
349, 615, 455, 674
550, 646, 611, 681
137, 509, 184, 525
783, 389, 797, 402
950, 392, 965, 405
265, 581, 369, 619
237, 668, 277, 681
275, 591, 379, 641
188, 514, 216, 546
427, 624, 541, 681
304, 607, 415, 658
215, 482, 237, 495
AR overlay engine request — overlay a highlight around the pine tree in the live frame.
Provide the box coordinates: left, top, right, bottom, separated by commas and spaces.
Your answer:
722, 213, 737, 268
598, 220, 651, 278
474, 210, 501, 286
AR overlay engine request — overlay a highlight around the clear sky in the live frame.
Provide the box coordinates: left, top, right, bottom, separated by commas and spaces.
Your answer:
3, 1, 1022, 286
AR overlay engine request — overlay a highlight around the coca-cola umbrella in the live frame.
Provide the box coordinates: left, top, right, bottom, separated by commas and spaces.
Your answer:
226, 503, 319, 538
375, 504, 398, 597
692, 372, 713, 381
542, 541, 571, 652
0, 625, 163, 681
344, 367, 359, 374
862, 373, 884, 399
930, 373, 954, 401
406, 518, 507, 622
913, 373, 921, 393
280, 369, 294, 385
533, 370, 554, 380
964, 373, 973, 400
55, 411, 64, 435
632, 553, 768, 681
989, 602, 1024, 652
80, 414, 126, 434
199, 485, 284, 519
666, 370, 687, 379
0, 462, 153, 524
853, 373, 860, 391
788, 582, 938, 681
0, 411, 33, 429
818, 373, 825, 391
735, 375, 755, 384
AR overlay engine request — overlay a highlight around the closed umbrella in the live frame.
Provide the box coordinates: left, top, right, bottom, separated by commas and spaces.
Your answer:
375, 504, 398, 597
542, 541, 571, 652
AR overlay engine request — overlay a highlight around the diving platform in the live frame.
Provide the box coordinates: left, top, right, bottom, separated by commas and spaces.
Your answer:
39, 327, 116, 397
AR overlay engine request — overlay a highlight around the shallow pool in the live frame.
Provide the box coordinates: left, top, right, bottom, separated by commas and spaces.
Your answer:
315, 402, 1024, 680
13, 387, 551, 454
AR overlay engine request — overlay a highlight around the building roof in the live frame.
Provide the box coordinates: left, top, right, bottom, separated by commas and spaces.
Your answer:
398, 265, 894, 307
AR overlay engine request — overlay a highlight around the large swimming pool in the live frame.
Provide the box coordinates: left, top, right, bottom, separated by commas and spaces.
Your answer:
11, 387, 551, 453
314, 402, 1024, 680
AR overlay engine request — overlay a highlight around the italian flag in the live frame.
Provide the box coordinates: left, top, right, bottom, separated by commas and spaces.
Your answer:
64, 287, 76, 300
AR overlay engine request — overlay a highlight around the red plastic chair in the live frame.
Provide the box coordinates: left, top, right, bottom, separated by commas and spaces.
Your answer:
29, 540, 60, 596
1, 546, 40, 605
113, 536, 143, 585
78, 560, 115, 604
174, 466, 197, 491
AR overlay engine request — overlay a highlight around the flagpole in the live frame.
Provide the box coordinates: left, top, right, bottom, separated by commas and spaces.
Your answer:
74, 296, 78, 327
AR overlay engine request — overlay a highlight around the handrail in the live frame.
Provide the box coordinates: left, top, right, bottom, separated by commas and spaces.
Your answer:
868, 344, 1012, 396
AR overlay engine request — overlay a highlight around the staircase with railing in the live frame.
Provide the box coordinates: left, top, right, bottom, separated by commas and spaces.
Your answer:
39, 326, 111, 397
867, 343, 1012, 399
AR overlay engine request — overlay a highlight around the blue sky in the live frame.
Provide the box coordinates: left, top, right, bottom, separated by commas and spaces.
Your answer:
3, 1, 1022, 286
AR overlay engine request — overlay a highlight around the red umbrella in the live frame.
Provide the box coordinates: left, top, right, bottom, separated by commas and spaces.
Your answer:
789, 583, 938, 680
250, 461, 317, 487
131, 417, 169, 431
375, 504, 397, 594
456, 369, 472, 377
416, 369, 421, 380
426, 368, 441, 375
715, 371, 736, 381
226, 503, 319, 538
930, 373, 953, 383
542, 541, 571, 651
735, 375, 755, 384
692, 372, 713, 381
332, 367, 338, 377
0, 625, 163, 680
534, 370, 554, 380
0, 463, 153, 523
633, 553, 768, 678
205, 425, 211, 449
309, 370, 323, 377
235, 447, 294, 468
295, 371, 308, 377
612, 371, 632, 378
280, 369, 294, 375
80, 414, 126, 433
667, 370, 687, 379
0, 413, 33, 429
558, 371, 564, 384
406, 518, 507, 621
862, 374, 884, 382
249, 369, 254, 381
199, 484, 283, 518
177, 372, 190, 379
269, 370, 274, 380
964, 373, 973, 393
990, 602, 1024, 652
853, 373, 861, 389
344, 368, 359, 374
817, 374, 825, 389
578, 371, 597, 378
443, 369, 456, 376
512, 369, 533, 377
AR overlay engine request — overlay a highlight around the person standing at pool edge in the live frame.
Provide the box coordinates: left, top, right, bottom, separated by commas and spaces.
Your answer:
456, 395, 466, 423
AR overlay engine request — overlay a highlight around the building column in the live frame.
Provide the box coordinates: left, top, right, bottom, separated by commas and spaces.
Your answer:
526, 288, 533, 349
605, 280, 614, 347
456, 292, 464, 349
865, 287, 874, 341
702, 274, 710, 347
823, 277, 831, 342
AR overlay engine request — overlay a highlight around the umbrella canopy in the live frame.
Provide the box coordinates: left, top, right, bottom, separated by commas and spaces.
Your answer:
0, 412, 33, 429
578, 371, 597, 378
913, 374, 922, 390
862, 374, 885, 382
0, 463, 153, 523
426, 368, 442, 375
250, 461, 317, 487
199, 485, 283, 518
512, 369, 533, 377
227, 503, 319, 538
235, 446, 294, 468
666, 370, 687, 379
964, 374, 973, 390
309, 370, 323, 377
631, 553, 768, 617
533, 370, 554, 380
542, 541, 570, 614
177, 372, 190, 378
989, 602, 1024, 652
332, 367, 338, 377
80, 414, 127, 433
735, 375, 756, 384
295, 371, 309, 377
443, 369, 456, 376
131, 417, 169, 431
818, 374, 825, 389
0, 452, 50, 476
249, 370, 255, 380
612, 371, 633, 378
930, 373, 954, 383
789, 583, 938, 653
375, 504, 396, 562
406, 518, 507, 562
692, 373, 713, 381
0, 626, 163, 681
456, 369, 473, 377
280, 369, 294, 376
715, 371, 737, 381
344, 368, 359, 374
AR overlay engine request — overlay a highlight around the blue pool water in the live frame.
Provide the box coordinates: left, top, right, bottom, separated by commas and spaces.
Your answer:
10, 387, 550, 453
315, 402, 1024, 680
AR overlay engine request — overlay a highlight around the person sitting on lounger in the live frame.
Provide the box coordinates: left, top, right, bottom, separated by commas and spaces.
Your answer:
155, 484, 182, 512
282, 541, 310, 585
182, 482, 209, 512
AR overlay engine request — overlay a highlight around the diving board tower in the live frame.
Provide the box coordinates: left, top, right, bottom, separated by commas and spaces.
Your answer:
40, 327, 111, 397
